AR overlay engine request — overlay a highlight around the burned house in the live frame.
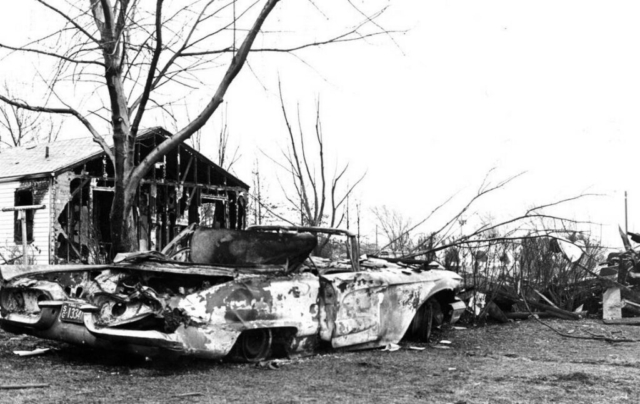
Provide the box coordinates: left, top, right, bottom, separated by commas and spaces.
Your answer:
0, 127, 248, 265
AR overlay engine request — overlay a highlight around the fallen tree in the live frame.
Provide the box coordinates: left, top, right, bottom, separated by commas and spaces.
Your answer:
372, 170, 605, 319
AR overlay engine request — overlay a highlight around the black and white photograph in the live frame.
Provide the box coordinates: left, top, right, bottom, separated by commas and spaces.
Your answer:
1, 1, 640, 403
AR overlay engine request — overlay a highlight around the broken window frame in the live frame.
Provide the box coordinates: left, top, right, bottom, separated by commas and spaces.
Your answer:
14, 188, 34, 244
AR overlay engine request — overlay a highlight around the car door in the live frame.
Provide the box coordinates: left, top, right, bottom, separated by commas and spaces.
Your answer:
319, 271, 388, 348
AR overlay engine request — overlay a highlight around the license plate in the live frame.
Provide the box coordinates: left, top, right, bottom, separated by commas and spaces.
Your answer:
59, 304, 84, 324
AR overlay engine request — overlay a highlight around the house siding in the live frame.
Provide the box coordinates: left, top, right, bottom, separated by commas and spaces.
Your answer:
0, 180, 51, 265
0, 182, 17, 256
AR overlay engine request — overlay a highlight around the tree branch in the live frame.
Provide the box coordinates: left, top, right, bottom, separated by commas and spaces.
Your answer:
127, 0, 281, 195
0, 95, 114, 163
128, 0, 217, 116
130, 0, 163, 137
36, 0, 100, 44
181, 31, 402, 56
0, 43, 104, 66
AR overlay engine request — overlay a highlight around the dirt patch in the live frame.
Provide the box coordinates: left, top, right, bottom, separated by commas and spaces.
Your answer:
553, 372, 595, 384
2, 319, 640, 403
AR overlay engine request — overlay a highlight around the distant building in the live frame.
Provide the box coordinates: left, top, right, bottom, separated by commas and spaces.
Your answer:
0, 128, 249, 264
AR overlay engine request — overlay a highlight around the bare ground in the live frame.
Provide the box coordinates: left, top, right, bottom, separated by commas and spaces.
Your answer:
2, 319, 640, 404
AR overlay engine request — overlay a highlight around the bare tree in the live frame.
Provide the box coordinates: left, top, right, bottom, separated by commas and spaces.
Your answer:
249, 158, 282, 226
186, 103, 239, 172
0, 1, 392, 252
372, 205, 413, 254
216, 105, 240, 172
0, 86, 61, 148
271, 83, 365, 231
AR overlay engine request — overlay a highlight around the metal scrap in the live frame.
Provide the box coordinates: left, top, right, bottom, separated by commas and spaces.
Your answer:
13, 348, 51, 357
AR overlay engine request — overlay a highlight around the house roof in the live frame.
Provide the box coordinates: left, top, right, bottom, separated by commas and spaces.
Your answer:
0, 128, 156, 182
0, 127, 248, 188
0, 136, 105, 181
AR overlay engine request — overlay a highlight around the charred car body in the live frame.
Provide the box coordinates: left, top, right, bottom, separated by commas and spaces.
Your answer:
0, 226, 465, 362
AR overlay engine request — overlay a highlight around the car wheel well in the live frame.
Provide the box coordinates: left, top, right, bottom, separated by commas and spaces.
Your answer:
229, 328, 273, 363
403, 289, 456, 342
229, 327, 299, 362
431, 289, 457, 322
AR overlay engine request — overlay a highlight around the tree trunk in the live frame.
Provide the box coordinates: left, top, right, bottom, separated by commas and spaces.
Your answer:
107, 88, 136, 254
105, 69, 137, 253
102, 49, 137, 254
110, 186, 138, 253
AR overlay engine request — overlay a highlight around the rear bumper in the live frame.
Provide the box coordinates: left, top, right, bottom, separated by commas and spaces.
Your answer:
1, 318, 166, 358
0, 303, 238, 359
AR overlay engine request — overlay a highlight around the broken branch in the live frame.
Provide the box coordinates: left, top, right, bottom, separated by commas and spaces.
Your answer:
0, 384, 50, 390
521, 291, 640, 343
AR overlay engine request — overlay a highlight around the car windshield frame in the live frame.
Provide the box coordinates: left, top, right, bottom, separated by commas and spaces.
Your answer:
246, 225, 361, 272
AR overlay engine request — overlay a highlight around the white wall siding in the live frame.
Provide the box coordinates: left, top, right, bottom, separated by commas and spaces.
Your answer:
32, 181, 52, 265
0, 180, 51, 265
0, 181, 19, 261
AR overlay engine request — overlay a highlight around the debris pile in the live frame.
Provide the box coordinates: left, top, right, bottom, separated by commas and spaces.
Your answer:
435, 229, 640, 326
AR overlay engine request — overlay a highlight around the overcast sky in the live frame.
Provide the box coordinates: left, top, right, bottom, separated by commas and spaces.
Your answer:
1, 1, 639, 248
219, 0, 640, 248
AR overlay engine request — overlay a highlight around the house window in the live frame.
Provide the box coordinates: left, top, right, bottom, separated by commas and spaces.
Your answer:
199, 196, 227, 229
200, 202, 216, 227
14, 189, 34, 243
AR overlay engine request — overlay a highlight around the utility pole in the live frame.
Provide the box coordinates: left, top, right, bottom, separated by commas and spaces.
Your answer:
356, 201, 361, 245
346, 193, 350, 230
625, 191, 629, 233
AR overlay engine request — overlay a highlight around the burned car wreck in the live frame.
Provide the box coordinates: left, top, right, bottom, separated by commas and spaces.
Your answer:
0, 226, 465, 362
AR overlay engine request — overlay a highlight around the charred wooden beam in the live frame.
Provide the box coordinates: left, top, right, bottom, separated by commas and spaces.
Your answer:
177, 144, 181, 182
140, 179, 244, 193
181, 154, 193, 183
